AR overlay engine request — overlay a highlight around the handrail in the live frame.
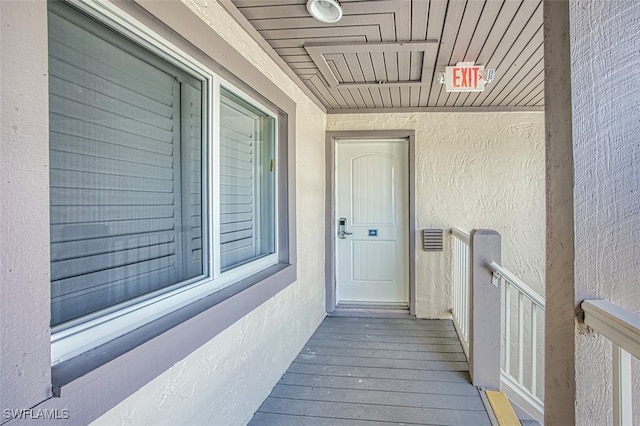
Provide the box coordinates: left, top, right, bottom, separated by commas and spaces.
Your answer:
582, 299, 640, 426
453, 228, 545, 420
582, 299, 640, 360
489, 261, 545, 309
451, 227, 470, 244
489, 259, 545, 419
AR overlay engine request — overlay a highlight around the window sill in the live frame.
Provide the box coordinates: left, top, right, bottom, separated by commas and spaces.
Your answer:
51, 262, 295, 401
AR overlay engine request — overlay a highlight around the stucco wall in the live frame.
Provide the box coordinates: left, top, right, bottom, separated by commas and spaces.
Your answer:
93, 1, 327, 425
571, 1, 640, 424
0, 0, 53, 411
327, 112, 545, 319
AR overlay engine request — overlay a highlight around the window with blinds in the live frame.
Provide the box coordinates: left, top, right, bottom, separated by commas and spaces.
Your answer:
219, 89, 276, 270
48, 3, 206, 326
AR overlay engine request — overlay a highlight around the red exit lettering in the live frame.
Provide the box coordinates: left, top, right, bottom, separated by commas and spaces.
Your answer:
452, 66, 480, 89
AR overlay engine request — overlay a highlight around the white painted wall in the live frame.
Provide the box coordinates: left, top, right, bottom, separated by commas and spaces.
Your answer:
570, 1, 640, 424
327, 113, 545, 318
93, 1, 327, 424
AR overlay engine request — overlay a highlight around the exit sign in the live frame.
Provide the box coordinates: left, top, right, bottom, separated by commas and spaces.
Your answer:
444, 62, 487, 92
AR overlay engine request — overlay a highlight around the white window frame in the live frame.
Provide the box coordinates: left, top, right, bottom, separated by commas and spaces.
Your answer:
50, 0, 281, 365
214, 80, 280, 276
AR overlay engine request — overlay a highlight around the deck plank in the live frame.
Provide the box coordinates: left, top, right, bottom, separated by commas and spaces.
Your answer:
311, 332, 461, 345
306, 337, 463, 353
270, 384, 486, 410
250, 412, 405, 426
256, 398, 491, 426
301, 345, 467, 361
279, 374, 482, 397
323, 317, 455, 327
316, 326, 458, 338
286, 362, 471, 383
249, 318, 490, 426
294, 354, 468, 371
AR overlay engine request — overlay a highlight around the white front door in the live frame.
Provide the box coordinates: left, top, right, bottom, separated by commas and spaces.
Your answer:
336, 139, 409, 305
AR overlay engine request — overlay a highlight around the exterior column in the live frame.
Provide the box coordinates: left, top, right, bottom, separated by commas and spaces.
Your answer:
569, 0, 640, 424
469, 229, 501, 389
543, 1, 576, 424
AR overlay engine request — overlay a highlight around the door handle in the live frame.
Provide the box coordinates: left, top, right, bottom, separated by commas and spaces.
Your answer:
338, 217, 353, 239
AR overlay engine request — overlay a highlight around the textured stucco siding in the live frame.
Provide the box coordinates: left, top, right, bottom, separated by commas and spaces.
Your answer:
327, 112, 545, 319
0, 0, 53, 411
93, 1, 327, 424
571, 1, 640, 424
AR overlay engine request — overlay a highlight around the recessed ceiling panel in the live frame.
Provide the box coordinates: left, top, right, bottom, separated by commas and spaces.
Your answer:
305, 41, 438, 88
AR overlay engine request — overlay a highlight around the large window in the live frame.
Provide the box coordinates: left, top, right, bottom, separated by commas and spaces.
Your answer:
48, 1, 279, 335
48, 3, 206, 326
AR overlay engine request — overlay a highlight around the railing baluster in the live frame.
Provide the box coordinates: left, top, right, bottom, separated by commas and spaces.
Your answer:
505, 283, 511, 377
531, 303, 537, 397
461, 242, 464, 333
455, 240, 459, 317
613, 344, 632, 426
461, 244, 466, 337
456, 239, 461, 323
518, 292, 524, 385
465, 246, 470, 341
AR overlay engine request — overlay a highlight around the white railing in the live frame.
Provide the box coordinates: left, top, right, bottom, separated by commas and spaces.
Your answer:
490, 261, 545, 419
451, 228, 471, 358
582, 299, 640, 426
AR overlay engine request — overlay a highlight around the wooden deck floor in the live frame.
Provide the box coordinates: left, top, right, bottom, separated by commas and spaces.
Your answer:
249, 317, 491, 425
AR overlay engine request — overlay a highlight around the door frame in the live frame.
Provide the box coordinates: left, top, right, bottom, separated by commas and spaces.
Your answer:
325, 130, 416, 315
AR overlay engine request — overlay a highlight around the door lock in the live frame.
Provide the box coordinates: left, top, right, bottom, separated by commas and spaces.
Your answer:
338, 217, 353, 239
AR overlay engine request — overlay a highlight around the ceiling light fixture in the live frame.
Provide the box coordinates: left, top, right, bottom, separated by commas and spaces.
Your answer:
307, 0, 343, 24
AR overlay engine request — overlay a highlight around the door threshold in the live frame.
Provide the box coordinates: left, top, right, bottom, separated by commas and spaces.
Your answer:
330, 303, 411, 318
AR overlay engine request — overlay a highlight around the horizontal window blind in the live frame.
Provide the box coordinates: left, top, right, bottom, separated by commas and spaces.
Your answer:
220, 95, 257, 269
181, 83, 205, 278
219, 89, 275, 270
48, 3, 205, 326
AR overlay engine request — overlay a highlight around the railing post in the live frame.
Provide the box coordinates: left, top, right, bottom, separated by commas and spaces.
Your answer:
469, 229, 501, 388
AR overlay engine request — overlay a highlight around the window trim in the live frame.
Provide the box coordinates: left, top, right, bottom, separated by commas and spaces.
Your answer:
48, 0, 213, 330
0, 0, 297, 421
216, 82, 280, 273
49, 0, 286, 366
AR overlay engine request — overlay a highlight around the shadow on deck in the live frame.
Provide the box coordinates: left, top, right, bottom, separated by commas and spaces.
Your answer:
249, 316, 491, 425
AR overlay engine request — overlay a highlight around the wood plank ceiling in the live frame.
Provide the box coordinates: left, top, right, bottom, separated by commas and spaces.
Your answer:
226, 0, 544, 113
